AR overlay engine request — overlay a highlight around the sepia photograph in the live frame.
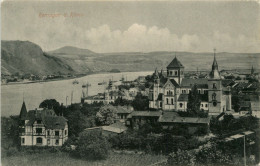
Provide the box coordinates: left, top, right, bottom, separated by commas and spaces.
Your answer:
1, 0, 260, 165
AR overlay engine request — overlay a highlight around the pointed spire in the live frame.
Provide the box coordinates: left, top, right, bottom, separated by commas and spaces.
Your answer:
212, 48, 218, 71
209, 48, 221, 79
19, 101, 27, 120
154, 68, 159, 78
251, 65, 255, 75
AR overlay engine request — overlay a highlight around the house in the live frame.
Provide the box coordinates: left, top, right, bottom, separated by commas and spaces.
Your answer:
85, 121, 127, 137
115, 106, 134, 122
127, 111, 162, 127
149, 50, 232, 116
158, 111, 210, 134
19, 102, 68, 146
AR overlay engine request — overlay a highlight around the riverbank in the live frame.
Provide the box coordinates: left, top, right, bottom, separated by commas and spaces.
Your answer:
1, 71, 133, 86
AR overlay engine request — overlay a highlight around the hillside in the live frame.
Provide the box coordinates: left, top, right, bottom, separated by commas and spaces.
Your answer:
48, 47, 260, 73
2, 40, 260, 76
1, 40, 74, 75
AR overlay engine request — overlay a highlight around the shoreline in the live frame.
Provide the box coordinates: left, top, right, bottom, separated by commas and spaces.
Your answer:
1, 70, 152, 86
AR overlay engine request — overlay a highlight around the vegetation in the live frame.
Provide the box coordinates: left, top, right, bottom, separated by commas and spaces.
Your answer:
2, 151, 166, 166
39, 99, 62, 115
96, 105, 118, 125
167, 142, 251, 166
76, 130, 110, 160
132, 92, 149, 111
187, 84, 201, 116
210, 114, 259, 136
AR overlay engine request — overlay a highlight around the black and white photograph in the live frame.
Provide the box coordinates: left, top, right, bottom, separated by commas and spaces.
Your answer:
1, 0, 260, 165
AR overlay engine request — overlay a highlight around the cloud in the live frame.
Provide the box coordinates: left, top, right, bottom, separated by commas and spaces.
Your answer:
2, 18, 260, 53
82, 23, 201, 53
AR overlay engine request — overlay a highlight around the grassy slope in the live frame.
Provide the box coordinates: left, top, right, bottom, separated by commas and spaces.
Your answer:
1, 152, 166, 166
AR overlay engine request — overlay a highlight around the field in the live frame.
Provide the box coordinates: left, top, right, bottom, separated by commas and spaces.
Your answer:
1, 151, 167, 166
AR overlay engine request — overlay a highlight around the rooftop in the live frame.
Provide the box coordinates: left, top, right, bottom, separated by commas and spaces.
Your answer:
167, 57, 184, 69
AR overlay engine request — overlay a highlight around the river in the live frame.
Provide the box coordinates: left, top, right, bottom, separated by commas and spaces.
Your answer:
1, 71, 153, 117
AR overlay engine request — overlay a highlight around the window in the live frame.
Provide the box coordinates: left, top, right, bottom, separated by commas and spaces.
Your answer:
166, 98, 169, 104
171, 98, 174, 105
160, 102, 162, 108
212, 93, 216, 100
36, 128, 42, 134
198, 90, 201, 94
170, 71, 173, 75
182, 90, 186, 94
213, 83, 217, 89
201, 104, 203, 107
205, 104, 208, 108
36, 137, 42, 144
55, 131, 59, 136
55, 139, 59, 145
213, 101, 217, 107
179, 103, 183, 108
175, 71, 178, 75
65, 130, 67, 136
21, 138, 25, 144
47, 130, 50, 136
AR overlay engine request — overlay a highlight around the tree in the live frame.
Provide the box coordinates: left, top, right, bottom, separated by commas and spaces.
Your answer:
39, 99, 61, 115
113, 97, 132, 106
187, 84, 201, 116
76, 130, 110, 160
132, 92, 149, 111
96, 105, 117, 125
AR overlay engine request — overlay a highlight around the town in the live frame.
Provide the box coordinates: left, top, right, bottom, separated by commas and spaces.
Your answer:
2, 50, 259, 166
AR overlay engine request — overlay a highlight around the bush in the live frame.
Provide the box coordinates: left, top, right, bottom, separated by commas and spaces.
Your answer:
76, 130, 111, 160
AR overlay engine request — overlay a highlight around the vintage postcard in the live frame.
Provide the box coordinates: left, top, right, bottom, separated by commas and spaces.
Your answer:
1, 0, 260, 166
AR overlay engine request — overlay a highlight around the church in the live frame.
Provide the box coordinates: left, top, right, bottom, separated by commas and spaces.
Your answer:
149, 50, 232, 115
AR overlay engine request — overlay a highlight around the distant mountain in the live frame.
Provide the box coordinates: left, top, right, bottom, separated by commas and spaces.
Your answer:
48, 46, 96, 57
1, 40, 74, 75
2, 40, 259, 76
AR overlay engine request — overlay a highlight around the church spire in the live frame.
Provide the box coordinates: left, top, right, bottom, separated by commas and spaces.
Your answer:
251, 65, 255, 75
209, 48, 221, 79
212, 48, 218, 71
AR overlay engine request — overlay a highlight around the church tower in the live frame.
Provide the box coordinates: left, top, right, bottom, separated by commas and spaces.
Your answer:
153, 68, 160, 104
208, 49, 223, 115
166, 56, 184, 85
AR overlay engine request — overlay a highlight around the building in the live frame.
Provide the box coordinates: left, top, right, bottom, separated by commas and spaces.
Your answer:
158, 111, 210, 134
85, 121, 127, 137
149, 50, 232, 115
19, 102, 68, 146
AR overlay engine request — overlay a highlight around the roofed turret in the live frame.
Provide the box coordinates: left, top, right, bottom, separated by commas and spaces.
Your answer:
19, 101, 27, 120
167, 56, 184, 69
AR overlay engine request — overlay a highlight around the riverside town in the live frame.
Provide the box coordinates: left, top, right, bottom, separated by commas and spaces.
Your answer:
2, 1, 260, 166
3, 50, 260, 166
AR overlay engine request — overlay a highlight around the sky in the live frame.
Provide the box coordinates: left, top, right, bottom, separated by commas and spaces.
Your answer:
2, 1, 260, 53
